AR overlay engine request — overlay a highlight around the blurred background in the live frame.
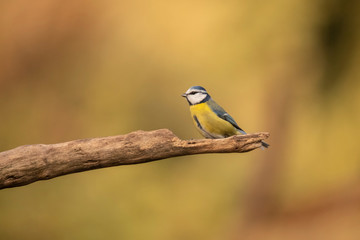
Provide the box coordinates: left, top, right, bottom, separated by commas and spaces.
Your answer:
1, 0, 360, 239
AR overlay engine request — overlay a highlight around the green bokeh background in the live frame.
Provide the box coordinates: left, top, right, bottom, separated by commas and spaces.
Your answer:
1, 0, 360, 239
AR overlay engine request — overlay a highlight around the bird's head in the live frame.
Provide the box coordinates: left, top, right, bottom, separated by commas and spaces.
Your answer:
182, 86, 210, 105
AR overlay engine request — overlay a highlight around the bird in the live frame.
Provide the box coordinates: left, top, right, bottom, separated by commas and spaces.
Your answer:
181, 86, 269, 148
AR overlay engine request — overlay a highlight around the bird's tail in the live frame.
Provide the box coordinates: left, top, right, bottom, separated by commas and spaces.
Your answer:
236, 130, 269, 149
261, 141, 270, 149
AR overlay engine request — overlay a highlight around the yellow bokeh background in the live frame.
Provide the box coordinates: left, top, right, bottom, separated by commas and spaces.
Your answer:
1, 0, 360, 239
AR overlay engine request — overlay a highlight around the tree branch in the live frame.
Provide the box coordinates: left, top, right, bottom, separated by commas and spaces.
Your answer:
0, 129, 269, 189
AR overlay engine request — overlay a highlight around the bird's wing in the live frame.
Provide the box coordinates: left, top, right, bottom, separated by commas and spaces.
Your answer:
207, 99, 247, 134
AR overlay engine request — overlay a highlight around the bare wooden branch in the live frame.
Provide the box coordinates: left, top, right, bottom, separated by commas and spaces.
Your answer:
0, 129, 269, 189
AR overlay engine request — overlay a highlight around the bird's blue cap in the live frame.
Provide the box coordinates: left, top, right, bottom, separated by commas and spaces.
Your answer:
181, 86, 209, 98
190, 86, 207, 92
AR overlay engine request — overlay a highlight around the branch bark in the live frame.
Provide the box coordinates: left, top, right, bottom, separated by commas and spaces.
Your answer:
0, 129, 269, 189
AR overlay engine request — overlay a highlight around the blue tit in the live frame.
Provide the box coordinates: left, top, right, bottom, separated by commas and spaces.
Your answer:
182, 86, 269, 148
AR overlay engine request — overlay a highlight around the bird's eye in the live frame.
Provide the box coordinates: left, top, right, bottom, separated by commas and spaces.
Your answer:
189, 92, 197, 95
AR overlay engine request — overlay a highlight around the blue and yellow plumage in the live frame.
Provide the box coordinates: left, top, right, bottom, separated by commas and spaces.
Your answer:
182, 86, 269, 148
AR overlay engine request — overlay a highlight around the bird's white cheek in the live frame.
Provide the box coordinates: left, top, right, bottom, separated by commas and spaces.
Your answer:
188, 94, 206, 104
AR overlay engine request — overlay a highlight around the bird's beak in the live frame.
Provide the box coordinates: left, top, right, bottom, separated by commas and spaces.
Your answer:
181, 93, 187, 97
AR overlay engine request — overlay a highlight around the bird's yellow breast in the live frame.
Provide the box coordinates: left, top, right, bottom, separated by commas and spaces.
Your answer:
189, 102, 238, 138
